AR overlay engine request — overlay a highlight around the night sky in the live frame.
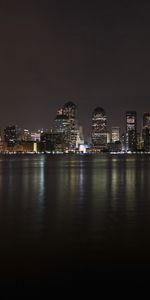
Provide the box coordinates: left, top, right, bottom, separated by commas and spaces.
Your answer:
0, 0, 150, 137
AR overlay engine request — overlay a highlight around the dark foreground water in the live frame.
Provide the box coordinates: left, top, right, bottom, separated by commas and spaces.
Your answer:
0, 154, 150, 287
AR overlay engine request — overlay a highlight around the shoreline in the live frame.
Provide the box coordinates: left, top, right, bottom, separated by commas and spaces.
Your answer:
0, 152, 150, 156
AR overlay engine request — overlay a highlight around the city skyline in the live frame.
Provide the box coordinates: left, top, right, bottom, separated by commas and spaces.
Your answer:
0, 102, 149, 137
1, 0, 150, 290
0, 101, 150, 153
0, 1, 150, 136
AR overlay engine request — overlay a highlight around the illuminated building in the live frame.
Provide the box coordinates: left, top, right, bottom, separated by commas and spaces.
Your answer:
0, 130, 4, 152
53, 114, 69, 134
143, 113, 150, 128
142, 113, 150, 151
21, 129, 41, 142
61, 101, 78, 150
30, 131, 41, 142
136, 132, 142, 150
107, 132, 111, 144
53, 114, 70, 150
53, 102, 78, 151
112, 127, 120, 143
91, 107, 107, 151
76, 126, 84, 149
126, 111, 137, 151
79, 144, 88, 154
4, 125, 21, 147
107, 141, 122, 152
40, 131, 65, 153
120, 133, 126, 152
21, 129, 31, 141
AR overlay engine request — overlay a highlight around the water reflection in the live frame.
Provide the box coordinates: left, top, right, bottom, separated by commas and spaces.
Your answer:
0, 156, 46, 242
0, 154, 150, 273
79, 159, 84, 197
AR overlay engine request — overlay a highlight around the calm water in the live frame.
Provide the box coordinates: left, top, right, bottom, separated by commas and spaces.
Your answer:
0, 154, 150, 283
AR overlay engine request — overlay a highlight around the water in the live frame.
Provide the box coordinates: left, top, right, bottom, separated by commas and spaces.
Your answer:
0, 154, 150, 284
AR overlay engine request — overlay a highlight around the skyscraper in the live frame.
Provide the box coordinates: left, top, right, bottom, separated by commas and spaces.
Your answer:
126, 111, 137, 151
111, 127, 120, 143
61, 101, 78, 151
53, 112, 70, 151
143, 113, 150, 128
142, 113, 150, 151
52, 101, 78, 151
91, 107, 107, 151
76, 126, 84, 148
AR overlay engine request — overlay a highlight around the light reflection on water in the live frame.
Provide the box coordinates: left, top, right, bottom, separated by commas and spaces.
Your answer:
0, 154, 150, 276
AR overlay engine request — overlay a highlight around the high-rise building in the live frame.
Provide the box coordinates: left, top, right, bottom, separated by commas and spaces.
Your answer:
4, 125, 21, 147
52, 101, 78, 151
76, 126, 84, 148
126, 111, 137, 151
142, 113, 150, 151
53, 113, 70, 150
120, 133, 126, 152
21, 129, 31, 141
143, 113, 150, 128
112, 127, 120, 143
62, 101, 78, 150
53, 114, 69, 134
91, 107, 107, 151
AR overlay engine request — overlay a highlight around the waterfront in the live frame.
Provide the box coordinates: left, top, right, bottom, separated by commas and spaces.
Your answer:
0, 154, 150, 284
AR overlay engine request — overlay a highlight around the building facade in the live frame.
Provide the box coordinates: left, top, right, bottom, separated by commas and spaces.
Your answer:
62, 101, 78, 150
111, 127, 120, 143
4, 125, 21, 147
91, 107, 107, 151
142, 113, 150, 151
126, 111, 137, 151
53, 114, 70, 150
54, 101, 78, 151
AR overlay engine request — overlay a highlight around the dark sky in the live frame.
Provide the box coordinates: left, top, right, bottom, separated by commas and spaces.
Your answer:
0, 0, 150, 136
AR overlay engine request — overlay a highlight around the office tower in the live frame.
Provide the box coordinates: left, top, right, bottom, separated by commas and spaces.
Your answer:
91, 107, 107, 151
112, 127, 120, 143
126, 111, 137, 151
53, 113, 70, 151
53, 114, 69, 134
54, 101, 78, 151
21, 129, 31, 141
51, 101, 78, 152
62, 101, 78, 150
76, 126, 84, 148
4, 125, 21, 147
142, 113, 150, 151
120, 133, 126, 152
143, 113, 150, 128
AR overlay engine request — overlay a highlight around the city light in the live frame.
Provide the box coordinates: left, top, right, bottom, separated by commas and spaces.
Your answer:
0, 103, 149, 154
